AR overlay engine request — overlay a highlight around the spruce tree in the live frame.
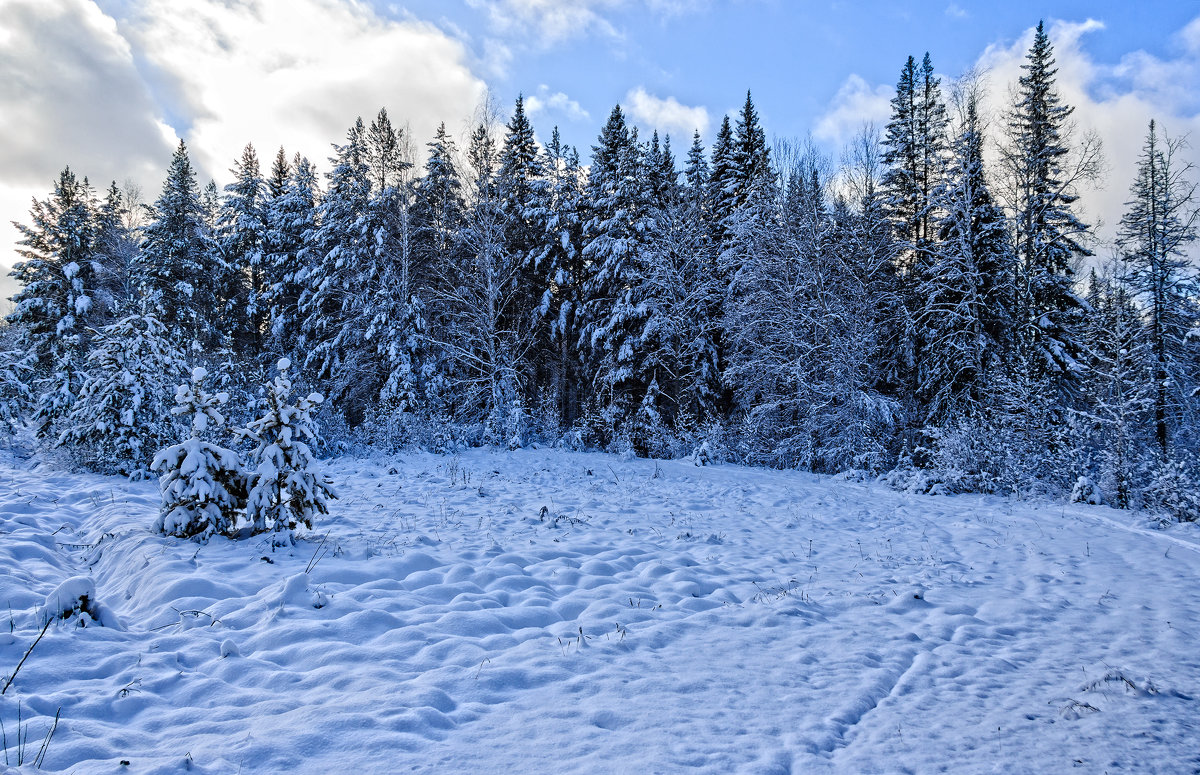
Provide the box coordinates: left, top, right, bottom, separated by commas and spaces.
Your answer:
917, 95, 1015, 423
59, 313, 186, 477
707, 115, 738, 244
1115, 120, 1200, 460
152, 366, 248, 539
8, 169, 101, 437
263, 154, 319, 361
731, 90, 773, 210
0, 345, 32, 438
497, 96, 551, 416
1004, 21, 1096, 384
581, 105, 654, 441
242, 358, 335, 543
217, 143, 267, 354
267, 146, 290, 199
411, 123, 466, 415
298, 118, 376, 420
882, 54, 947, 267
539, 128, 587, 428
138, 141, 218, 352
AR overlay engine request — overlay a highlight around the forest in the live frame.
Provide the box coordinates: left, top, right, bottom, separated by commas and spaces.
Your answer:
3, 22, 1199, 521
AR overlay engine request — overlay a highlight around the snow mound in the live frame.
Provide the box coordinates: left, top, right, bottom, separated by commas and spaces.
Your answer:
39, 575, 123, 629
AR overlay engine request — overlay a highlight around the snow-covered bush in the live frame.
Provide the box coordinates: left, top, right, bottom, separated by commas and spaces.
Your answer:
151, 367, 248, 540
1070, 476, 1105, 506
57, 314, 185, 477
1141, 457, 1200, 523
240, 358, 336, 544
630, 377, 673, 459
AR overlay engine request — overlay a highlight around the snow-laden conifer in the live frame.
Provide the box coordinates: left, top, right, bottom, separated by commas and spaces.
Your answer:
8, 168, 100, 437
58, 314, 185, 477
152, 367, 247, 539
0, 346, 33, 438
241, 358, 336, 543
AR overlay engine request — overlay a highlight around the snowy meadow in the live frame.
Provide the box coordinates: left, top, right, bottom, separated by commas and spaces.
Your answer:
3, 7, 1200, 773
2, 446, 1199, 773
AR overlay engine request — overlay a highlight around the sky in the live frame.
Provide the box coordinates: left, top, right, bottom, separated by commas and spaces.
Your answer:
2, 0, 1199, 305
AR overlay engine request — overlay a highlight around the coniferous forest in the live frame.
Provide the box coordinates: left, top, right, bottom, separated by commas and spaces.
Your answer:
4, 23, 1199, 520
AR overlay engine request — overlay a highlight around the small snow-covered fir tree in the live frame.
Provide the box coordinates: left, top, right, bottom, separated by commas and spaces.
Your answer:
152, 367, 247, 539
241, 358, 335, 543
59, 313, 185, 477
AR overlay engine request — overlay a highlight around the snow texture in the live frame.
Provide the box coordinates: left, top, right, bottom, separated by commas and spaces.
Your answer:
1, 447, 1198, 773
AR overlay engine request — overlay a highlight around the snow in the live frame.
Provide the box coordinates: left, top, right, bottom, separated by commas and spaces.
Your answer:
1, 447, 1199, 773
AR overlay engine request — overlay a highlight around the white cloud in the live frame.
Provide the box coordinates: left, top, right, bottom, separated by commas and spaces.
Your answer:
812, 74, 893, 147
815, 16, 1200, 259
525, 85, 590, 122
468, 0, 622, 45
624, 87, 709, 139
975, 18, 1200, 250
0, 0, 179, 304
467, 0, 711, 47
1, 0, 489, 303
123, 0, 488, 180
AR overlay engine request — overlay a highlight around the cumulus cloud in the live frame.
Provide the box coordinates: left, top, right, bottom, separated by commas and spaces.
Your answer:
1, 0, 489, 302
974, 18, 1200, 248
815, 16, 1200, 255
525, 85, 591, 123
122, 0, 488, 179
812, 75, 893, 147
0, 0, 178, 304
624, 87, 709, 140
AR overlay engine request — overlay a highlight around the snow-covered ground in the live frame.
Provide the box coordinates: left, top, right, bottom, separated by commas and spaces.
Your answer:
1, 447, 1198, 773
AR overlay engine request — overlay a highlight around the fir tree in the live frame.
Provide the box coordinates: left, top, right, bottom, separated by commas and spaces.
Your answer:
152, 366, 248, 539
917, 94, 1015, 423
263, 154, 319, 361
58, 313, 185, 477
138, 141, 218, 352
241, 358, 335, 543
1004, 21, 1098, 384
217, 143, 267, 354
7, 168, 99, 436
1115, 120, 1200, 460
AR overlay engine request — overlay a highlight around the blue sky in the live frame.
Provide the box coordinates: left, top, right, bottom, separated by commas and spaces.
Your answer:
379, 0, 1200, 150
2, 1, 1199, 301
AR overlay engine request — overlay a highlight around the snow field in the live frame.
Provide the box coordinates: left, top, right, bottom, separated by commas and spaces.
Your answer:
1, 448, 1198, 773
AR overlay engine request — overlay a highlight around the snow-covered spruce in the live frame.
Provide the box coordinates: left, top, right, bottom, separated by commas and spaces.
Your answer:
152, 367, 248, 540
240, 358, 336, 543
57, 313, 185, 477
0, 346, 33, 437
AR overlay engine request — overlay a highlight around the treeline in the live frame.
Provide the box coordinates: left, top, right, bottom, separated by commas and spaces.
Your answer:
3, 23, 1199, 518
